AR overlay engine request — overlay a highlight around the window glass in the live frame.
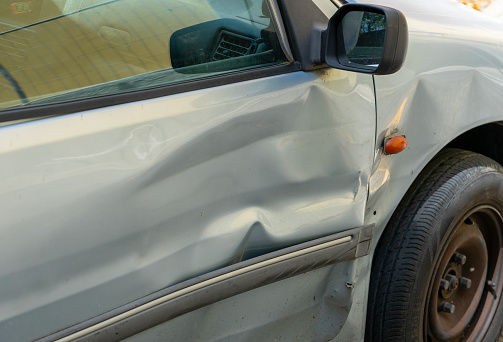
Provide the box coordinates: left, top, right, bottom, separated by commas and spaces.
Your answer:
341, 11, 385, 69
0, 0, 288, 110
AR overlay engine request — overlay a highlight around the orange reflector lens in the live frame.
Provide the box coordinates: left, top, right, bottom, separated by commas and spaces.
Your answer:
385, 136, 407, 155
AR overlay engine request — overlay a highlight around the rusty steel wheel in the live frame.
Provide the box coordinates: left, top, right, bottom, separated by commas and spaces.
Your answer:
426, 207, 503, 341
366, 149, 503, 342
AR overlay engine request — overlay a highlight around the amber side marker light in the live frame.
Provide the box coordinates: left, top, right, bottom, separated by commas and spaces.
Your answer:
385, 135, 408, 155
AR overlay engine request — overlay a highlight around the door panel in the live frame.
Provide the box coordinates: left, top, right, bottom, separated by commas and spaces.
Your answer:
0, 69, 375, 340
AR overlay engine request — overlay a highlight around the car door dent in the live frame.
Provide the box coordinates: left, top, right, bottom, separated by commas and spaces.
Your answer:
0, 69, 375, 341
37, 225, 373, 342
361, 0, 503, 245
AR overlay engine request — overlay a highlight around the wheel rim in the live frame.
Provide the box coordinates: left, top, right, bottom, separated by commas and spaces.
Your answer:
426, 206, 503, 342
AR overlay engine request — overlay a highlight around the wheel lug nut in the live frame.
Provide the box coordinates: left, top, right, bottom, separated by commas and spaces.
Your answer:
445, 274, 459, 290
440, 302, 456, 314
440, 279, 450, 291
460, 277, 472, 289
487, 280, 498, 299
453, 252, 467, 265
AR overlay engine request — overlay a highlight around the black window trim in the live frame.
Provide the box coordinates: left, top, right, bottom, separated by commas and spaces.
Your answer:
0, 63, 301, 124
266, 0, 294, 62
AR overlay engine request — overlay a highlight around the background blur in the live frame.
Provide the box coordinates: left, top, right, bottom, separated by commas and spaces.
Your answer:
455, 0, 503, 19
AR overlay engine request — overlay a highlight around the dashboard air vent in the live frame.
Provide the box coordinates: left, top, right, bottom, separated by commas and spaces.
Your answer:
212, 31, 257, 61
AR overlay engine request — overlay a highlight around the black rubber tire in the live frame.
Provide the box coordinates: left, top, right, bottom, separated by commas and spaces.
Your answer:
365, 149, 503, 342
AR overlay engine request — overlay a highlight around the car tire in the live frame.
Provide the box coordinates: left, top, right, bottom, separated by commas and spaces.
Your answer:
366, 149, 503, 342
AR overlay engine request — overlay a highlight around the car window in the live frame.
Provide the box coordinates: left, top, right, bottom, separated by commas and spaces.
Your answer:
0, 0, 288, 110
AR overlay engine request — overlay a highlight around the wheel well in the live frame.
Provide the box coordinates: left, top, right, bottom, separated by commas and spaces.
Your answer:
446, 122, 503, 166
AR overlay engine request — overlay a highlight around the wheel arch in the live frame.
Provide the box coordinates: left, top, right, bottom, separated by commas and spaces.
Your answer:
366, 146, 503, 341
374, 121, 503, 241
366, 122, 503, 339
446, 121, 503, 167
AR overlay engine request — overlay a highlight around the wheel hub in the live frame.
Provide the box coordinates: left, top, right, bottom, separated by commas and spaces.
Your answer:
428, 217, 488, 341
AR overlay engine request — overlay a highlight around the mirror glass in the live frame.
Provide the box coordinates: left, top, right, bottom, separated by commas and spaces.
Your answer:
340, 11, 386, 70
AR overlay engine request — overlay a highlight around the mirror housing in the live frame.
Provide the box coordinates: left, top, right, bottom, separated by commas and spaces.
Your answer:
324, 4, 408, 75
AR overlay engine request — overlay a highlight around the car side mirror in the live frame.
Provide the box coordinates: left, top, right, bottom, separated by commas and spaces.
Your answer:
324, 4, 408, 75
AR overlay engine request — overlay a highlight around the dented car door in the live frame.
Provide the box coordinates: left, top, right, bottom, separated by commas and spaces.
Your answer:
0, 0, 376, 340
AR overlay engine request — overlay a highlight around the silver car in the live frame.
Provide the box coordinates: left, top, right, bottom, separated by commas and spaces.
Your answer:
1, 0, 503, 341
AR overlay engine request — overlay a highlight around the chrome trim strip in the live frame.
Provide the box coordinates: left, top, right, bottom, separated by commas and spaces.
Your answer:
331, 0, 345, 8
38, 225, 374, 342
58, 237, 351, 342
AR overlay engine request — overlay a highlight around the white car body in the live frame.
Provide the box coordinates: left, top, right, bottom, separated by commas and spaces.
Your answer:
1, 0, 503, 340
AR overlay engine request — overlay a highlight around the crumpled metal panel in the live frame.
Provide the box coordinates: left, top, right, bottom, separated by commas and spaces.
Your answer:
121, 260, 363, 342
0, 69, 375, 341
362, 0, 503, 241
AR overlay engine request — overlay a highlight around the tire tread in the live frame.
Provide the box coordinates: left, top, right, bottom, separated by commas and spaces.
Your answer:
366, 149, 503, 342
